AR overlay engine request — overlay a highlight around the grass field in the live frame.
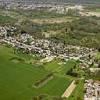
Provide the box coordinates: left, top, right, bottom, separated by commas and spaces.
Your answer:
95, 9, 100, 12
0, 45, 73, 100
44, 59, 77, 75
95, 52, 100, 60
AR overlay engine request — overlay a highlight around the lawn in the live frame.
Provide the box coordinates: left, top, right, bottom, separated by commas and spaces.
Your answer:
0, 45, 72, 100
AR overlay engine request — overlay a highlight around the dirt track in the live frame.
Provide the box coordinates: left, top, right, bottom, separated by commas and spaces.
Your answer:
62, 80, 76, 98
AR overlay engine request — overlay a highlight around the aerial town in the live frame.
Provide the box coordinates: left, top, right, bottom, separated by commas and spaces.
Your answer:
84, 79, 100, 100
0, 25, 100, 100
0, 0, 100, 100
0, 26, 98, 64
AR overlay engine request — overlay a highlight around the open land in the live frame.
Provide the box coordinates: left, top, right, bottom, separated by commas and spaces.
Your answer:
0, 45, 73, 100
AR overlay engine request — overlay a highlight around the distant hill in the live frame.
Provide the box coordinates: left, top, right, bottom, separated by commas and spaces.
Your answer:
0, 0, 100, 4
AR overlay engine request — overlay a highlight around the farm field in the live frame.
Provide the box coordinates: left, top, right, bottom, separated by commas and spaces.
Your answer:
68, 80, 84, 100
44, 59, 76, 75
0, 45, 73, 100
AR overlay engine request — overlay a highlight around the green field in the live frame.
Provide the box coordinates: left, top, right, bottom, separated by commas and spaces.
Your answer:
68, 80, 84, 100
0, 45, 73, 100
95, 9, 100, 12
95, 52, 100, 60
44, 59, 76, 75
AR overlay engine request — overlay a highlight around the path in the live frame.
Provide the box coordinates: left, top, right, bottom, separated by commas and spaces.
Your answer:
62, 80, 76, 98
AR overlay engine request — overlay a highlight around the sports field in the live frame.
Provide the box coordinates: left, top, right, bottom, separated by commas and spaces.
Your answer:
0, 45, 74, 100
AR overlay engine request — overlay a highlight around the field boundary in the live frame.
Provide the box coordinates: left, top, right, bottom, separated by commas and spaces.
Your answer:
33, 73, 54, 88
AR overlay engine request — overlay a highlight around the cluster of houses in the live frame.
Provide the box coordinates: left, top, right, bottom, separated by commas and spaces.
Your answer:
84, 79, 100, 100
0, 26, 100, 73
0, 26, 99, 66
0, 24, 100, 100
0, 26, 16, 37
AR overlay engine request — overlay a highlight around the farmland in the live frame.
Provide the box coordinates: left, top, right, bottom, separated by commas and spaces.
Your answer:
0, 45, 73, 100
68, 80, 84, 100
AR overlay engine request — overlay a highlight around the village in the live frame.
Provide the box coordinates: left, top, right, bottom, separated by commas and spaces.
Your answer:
0, 25, 100, 65
84, 79, 100, 100
0, 26, 98, 62
0, 0, 100, 99
0, 24, 100, 100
